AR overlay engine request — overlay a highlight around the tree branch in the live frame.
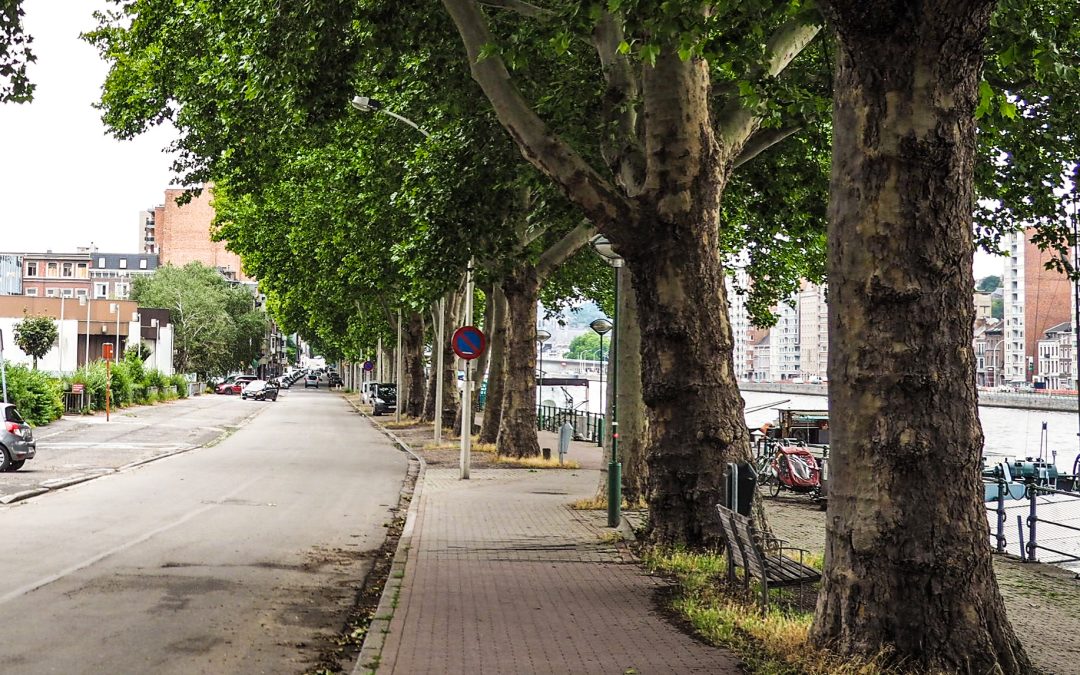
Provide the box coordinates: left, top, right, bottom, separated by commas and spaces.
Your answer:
478, 0, 550, 18
732, 125, 802, 169
441, 0, 636, 235
716, 18, 821, 154
537, 221, 597, 280
592, 12, 645, 196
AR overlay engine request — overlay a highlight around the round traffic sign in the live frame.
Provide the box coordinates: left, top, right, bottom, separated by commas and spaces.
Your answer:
363, 360, 375, 371
452, 326, 487, 361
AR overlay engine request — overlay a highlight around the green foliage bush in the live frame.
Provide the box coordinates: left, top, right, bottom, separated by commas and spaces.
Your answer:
3, 364, 63, 426
171, 374, 190, 398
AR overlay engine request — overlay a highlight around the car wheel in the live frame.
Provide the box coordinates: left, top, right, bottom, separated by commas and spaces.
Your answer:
0, 446, 10, 472
8, 460, 24, 471
225, 389, 234, 395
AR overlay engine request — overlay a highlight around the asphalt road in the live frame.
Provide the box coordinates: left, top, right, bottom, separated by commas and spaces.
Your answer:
0, 386, 408, 673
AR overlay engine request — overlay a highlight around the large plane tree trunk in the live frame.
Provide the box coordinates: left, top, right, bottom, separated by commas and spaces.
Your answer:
479, 284, 507, 444
621, 53, 749, 548
615, 264, 648, 505
403, 311, 426, 419
810, 2, 1030, 672
496, 263, 541, 458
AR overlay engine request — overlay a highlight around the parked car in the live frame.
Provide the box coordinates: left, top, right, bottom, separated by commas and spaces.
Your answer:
216, 375, 257, 395
0, 402, 36, 472
304, 373, 320, 389
328, 372, 343, 387
371, 383, 397, 416
242, 380, 279, 401
361, 381, 378, 404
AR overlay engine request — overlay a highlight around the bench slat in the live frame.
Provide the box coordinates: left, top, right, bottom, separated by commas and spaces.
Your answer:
716, 504, 819, 597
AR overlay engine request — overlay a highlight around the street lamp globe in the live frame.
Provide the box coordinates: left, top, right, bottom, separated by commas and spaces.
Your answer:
590, 235, 624, 268
536, 329, 552, 344
590, 318, 613, 336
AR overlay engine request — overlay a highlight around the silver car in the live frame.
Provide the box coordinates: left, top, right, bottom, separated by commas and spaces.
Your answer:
1, 402, 36, 472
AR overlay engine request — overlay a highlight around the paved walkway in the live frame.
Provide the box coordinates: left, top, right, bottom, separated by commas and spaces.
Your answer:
372, 464, 740, 674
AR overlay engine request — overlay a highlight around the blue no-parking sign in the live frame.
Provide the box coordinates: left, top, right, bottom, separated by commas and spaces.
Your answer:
452, 326, 487, 361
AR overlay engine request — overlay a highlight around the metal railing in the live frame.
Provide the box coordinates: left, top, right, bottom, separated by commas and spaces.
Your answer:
985, 475, 1080, 568
536, 405, 606, 445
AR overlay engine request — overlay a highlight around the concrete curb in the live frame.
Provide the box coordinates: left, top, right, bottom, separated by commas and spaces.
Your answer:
0, 402, 268, 506
342, 396, 426, 675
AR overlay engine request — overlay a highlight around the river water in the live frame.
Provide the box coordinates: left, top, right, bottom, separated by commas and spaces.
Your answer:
540, 382, 1080, 474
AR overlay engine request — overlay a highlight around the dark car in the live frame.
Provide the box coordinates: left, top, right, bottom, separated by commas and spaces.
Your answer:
216, 375, 256, 395
242, 380, 279, 401
328, 372, 343, 387
0, 402, 36, 472
371, 383, 397, 416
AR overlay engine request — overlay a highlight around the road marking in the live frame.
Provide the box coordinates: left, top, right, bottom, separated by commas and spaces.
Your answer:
0, 474, 263, 606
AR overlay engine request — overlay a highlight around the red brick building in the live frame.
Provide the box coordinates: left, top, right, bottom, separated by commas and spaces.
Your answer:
153, 186, 250, 281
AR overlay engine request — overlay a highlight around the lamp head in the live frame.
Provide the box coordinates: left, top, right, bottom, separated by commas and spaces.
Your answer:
590, 318, 613, 336
536, 329, 552, 343
350, 95, 383, 113
590, 234, 624, 267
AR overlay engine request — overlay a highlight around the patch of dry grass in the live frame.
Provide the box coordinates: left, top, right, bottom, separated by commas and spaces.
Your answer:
643, 547, 898, 675
382, 416, 426, 429
493, 455, 580, 469
570, 496, 648, 511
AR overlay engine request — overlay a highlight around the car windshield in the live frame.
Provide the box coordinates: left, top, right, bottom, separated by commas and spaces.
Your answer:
379, 385, 396, 397
246, 380, 266, 390
4, 406, 25, 424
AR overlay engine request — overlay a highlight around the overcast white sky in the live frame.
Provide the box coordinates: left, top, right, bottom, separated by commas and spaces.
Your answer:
0, 2, 1005, 279
0, 1, 178, 255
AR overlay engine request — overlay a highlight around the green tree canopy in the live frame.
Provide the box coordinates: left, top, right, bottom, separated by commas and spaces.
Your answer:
563, 332, 605, 360
0, 0, 34, 103
977, 275, 1002, 292
131, 262, 267, 379
13, 313, 57, 369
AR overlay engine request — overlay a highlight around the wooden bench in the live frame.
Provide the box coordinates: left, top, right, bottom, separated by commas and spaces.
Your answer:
715, 504, 821, 610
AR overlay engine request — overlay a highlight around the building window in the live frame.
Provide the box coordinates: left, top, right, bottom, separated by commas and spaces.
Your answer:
139, 259, 147, 269
45, 288, 58, 297
77, 263, 88, 278
75, 289, 87, 298
119, 259, 128, 269
62, 262, 74, 277
24, 288, 37, 297
26, 261, 37, 276
94, 282, 108, 299
61, 288, 73, 298
115, 282, 130, 299
98, 257, 105, 267
46, 262, 58, 277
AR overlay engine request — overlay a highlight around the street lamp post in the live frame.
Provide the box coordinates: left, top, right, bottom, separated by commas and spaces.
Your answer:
590, 318, 613, 447
109, 302, 120, 361
536, 328, 552, 409
59, 295, 66, 372
80, 296, 90, 367
150, 319, 160, 371
591, 234, 624, 528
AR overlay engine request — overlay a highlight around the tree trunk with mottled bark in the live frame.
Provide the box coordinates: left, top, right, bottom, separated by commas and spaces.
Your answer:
479, 284, 507, 444
615, 264, 648, 505
403, 311, 426, 418
810, 2, 1030, 672
496, 264, 541, 458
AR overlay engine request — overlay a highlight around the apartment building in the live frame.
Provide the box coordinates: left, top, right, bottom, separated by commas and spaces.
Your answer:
89, 252, 159, 300
0, 254, 21, 295
139, 209, 157, 254
1036, 322, 1073, 390
19, 252, 92, 299
725, 265, 754, 380
151, 186, 249, 281
797, 282, 828, 380
974, 318, 1004, 387
1001, 228, 1073, 384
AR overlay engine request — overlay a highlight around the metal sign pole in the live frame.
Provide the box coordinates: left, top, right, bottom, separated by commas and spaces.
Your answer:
434, 296, 445, 444
396, 309, 403, 424
460, 262, 474, 480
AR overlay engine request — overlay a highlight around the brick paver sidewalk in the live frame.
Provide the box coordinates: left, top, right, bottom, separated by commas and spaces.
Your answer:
374, 467, 741, 674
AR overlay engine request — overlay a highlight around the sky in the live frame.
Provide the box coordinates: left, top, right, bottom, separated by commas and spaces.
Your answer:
0, 2, 1006, 279
0, 1, 178, 255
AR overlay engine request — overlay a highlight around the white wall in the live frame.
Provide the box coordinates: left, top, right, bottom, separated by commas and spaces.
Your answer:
0, 317, 79, 373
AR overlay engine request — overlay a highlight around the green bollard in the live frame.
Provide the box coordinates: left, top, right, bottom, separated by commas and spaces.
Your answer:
596, 418, 604, 447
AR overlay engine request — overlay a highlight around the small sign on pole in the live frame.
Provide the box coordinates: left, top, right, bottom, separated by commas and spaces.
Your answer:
102, 343, 114, 361
363, 360, 375, 372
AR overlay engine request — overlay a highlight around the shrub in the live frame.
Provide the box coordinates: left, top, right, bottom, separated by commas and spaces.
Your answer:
3, 363, 63, 426
171, 374, 190, 398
